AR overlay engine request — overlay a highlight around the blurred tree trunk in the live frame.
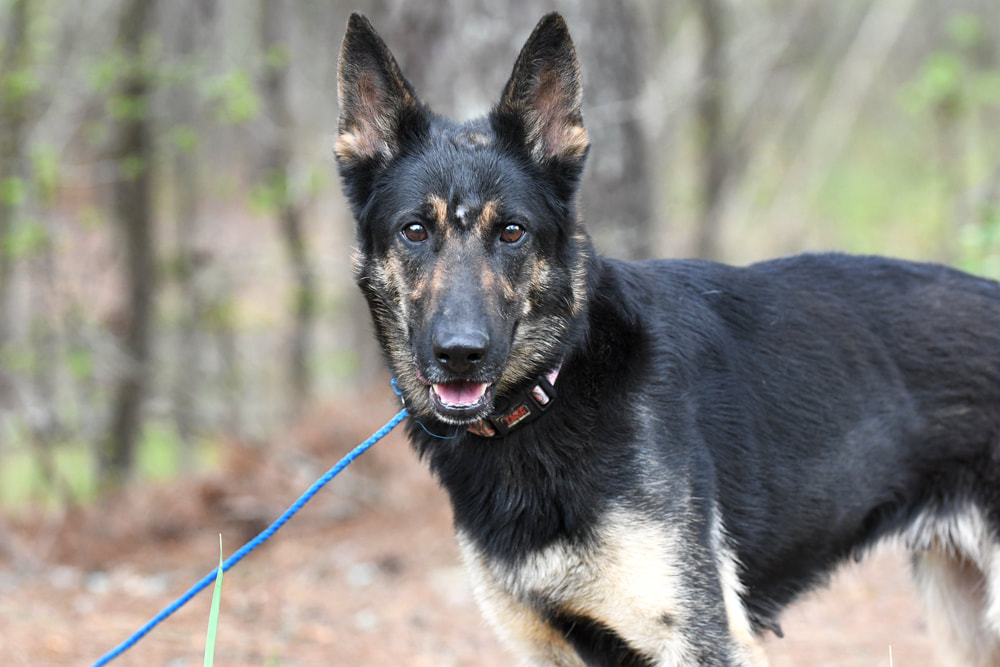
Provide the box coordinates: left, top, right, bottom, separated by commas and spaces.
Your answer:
0, 0, 60, 492
260, 0, 316, 417
28, 248, 60, 491
169, 0, 215, 469
102, 0, 158, 489
0, 0, 31, 355
580, 0, 653, 260
694, 0, 729, 261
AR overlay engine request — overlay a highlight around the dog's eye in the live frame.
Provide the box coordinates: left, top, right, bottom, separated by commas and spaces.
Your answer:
500, 224, 525, 244
401, 223, 428, 243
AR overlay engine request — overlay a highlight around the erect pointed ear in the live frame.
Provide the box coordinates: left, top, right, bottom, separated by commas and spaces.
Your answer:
336, 13, 426, 169
495, 13, 589, 169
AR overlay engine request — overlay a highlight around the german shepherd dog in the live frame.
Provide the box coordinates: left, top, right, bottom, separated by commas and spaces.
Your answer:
335, 13, 1000, 666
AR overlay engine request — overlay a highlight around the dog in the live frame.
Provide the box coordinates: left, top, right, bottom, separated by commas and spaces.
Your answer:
335, 12, 1000, 666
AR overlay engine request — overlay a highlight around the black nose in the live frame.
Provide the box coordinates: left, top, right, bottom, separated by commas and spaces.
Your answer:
432, 330, 488, 375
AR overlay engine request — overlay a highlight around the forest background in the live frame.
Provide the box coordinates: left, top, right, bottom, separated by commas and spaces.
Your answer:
0, 0, 999, 663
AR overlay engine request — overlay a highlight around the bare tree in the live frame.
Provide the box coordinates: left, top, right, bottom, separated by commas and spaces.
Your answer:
0, 0, 61, 493
0, 0, 31, 352
576, 0, 653, 260
102, 0, 159, 489
168, 0, 216, 468
260, 0, 316, 415
694, 0, 729, 260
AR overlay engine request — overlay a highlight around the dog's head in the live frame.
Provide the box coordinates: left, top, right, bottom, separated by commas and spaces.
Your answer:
336, 13, 592, 425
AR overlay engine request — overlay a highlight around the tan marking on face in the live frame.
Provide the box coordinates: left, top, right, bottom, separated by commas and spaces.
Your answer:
523, 257, 554, 317
410, 274, 427, 301
419, 256, 446, 319
361, 253, 420, 403
382, 251, 411, 322
478, 199, 499, 233
427, 193, 449, 228
458, 130, 492, 147
479, 260, 496, 292
498, 273, 518, 304
500, 314, 567, 393
569, 229, 590, 315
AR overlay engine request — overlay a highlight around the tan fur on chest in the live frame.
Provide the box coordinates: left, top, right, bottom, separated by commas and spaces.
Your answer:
458, 509, 696, 664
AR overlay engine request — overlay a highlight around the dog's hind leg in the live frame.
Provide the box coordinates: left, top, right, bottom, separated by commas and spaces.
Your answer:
912, 541, 1000, 666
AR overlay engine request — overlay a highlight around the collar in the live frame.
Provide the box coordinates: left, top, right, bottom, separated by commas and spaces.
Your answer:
467, 366, 560, 438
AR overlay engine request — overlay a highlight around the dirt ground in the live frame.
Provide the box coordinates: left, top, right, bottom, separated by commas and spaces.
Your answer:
1, 393, 937, 666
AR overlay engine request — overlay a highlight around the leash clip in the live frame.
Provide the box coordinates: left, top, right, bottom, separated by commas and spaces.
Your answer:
390, 378, 408, 409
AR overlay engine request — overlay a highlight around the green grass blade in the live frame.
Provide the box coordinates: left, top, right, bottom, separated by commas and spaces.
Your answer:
204, 535, 224, 667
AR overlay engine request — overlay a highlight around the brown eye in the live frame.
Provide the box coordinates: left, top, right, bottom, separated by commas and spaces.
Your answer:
500, 223, 525, 244
402, 223, 428, 243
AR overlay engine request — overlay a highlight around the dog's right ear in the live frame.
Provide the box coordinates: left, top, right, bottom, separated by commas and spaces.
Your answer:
336, 14, 427, 211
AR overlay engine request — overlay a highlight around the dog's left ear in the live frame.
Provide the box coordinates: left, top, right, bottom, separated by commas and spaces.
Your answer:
336, 14, 428, 212
495, 14, 589, 178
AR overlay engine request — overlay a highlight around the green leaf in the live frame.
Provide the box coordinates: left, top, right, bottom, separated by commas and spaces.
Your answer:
946, 12, 983, 49
171, 124, 199, 152
0, 177, 27, 208
921, 53, 964, 100
204, 535, 224, 667
264, 44, 291, 70
972, 71, 1000, 107
31, 143, 61, 202
250, 169, 292, 214
206, 71, 260, 125
108, 94, 148, 121
306, 166, 330, 197
3, 220, 48, 259
249, 182, 279, 214
66, 347, 94, 381
204, 299, 236, 332
899, 52, 965, 115
120, 155, 147, 181
1, 68, 39, 104
89, 51, 128, 93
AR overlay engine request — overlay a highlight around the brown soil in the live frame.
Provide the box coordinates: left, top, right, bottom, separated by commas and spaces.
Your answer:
1, 393, 936, 666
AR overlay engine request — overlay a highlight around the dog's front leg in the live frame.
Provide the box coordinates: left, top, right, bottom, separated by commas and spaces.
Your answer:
458, 511, 769, 666
459, 533, 586, 666
473, 583, 587, 667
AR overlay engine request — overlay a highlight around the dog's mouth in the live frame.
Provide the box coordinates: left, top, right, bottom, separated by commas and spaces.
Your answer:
430, 380, 492, 412
414, 365, 495, 421
431, 380, 489, 407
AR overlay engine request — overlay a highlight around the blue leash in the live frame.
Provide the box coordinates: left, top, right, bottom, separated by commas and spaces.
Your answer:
91, 408, 408, 667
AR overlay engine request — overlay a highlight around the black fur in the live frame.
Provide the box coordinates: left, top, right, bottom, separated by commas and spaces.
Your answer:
337, 13, 1000, 667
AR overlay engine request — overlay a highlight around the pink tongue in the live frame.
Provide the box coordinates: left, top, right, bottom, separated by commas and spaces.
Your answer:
433, 381, 487, 407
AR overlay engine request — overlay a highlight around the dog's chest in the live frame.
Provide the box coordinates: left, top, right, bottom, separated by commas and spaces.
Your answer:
457, 508, 695, 660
